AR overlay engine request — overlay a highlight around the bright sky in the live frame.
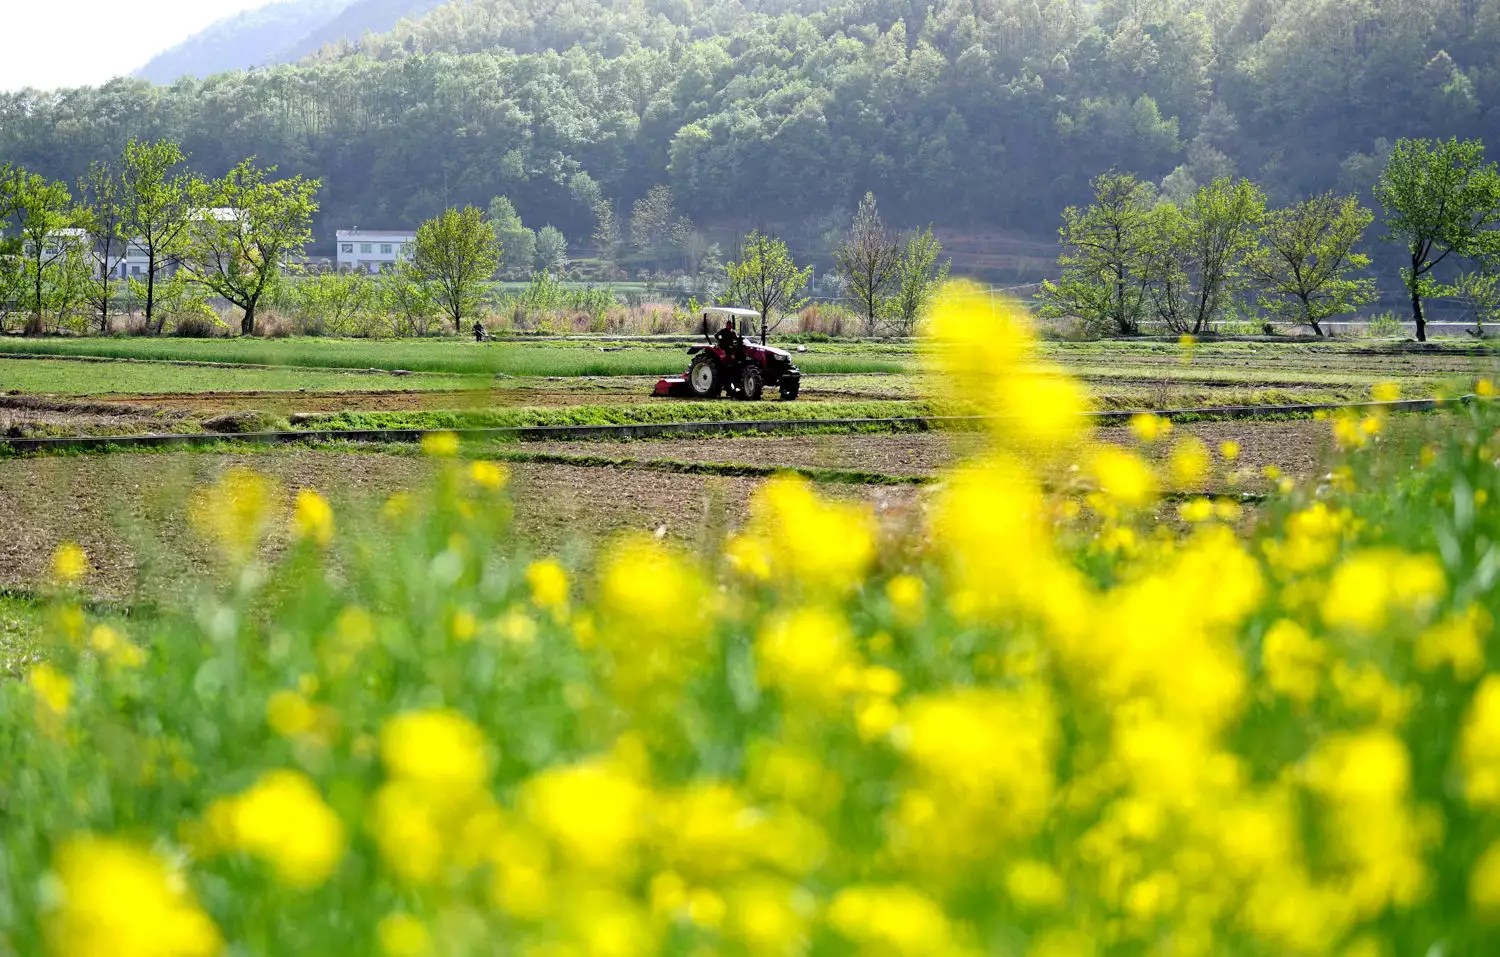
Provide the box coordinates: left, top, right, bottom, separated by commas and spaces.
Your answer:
0, 0, 275, 92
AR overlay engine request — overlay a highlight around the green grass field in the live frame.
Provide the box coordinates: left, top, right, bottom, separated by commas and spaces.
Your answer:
0, 358, 479, 395
0, 337, 910, 376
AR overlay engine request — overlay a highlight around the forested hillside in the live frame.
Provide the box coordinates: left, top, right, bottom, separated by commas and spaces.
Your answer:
10, 0, 1499, 254
135, 0, 357, 83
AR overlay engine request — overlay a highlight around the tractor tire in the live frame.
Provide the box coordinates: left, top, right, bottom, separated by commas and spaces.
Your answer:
779, 375, 800, 401
740, 365, 764, 401
688, 354, 721, 398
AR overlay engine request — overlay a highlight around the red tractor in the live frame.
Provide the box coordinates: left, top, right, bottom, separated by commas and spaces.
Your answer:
654, 307, 802, 401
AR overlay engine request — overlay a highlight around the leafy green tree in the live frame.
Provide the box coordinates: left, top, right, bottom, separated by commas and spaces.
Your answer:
591, 202, 622, 278
1376, 138, 1500, 342
412, 205, 501, 332
631, 185, 688, 272
76, 160, 129, 333
120, 140, 198, 334
1245, 193, 1376, 336
184, 160, 320, 336
724, 230, 813, 343
487, 196, 535, 276
1148, 178, 1265, 334
0, 166, 21, 334
835, 192, 901, 336
379, 259, 441, 337
535, 226, 568, 274
295, 269, 377, 335
1039, 172, 1162, 336
12, 172, 77, 327
888, 227, 950, 335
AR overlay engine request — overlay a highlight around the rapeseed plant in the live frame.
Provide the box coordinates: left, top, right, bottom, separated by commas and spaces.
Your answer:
5, 281, 1500, 956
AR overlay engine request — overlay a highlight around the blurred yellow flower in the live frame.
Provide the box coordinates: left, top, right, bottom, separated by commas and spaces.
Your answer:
526, 558, 569, 609
1372, 382, 1401, 403
377, 913, 432, 957
1129, 413, 1171, 443
522, 759, 646, 871
1470, 840, 1500, 916
1006, 859, 1066, 910
381, 709, 491, 792
1219, 440, 1240, 462
51, 542, 88, 585
468, 460, 507, 490
421, 431, 460, 457
46, 835, 221, 957
1321, 549, 1445, 632
826, 884, 955, 956
190, 467, 279, 563
1415, 606, 1489, 681
1091, 446, 1158, 509
757, 605, 858, 704
1462, 677, 1500, 808
29, 663, 73, 717
88, 624, 144, 669
1476, 378, 1496, 398
1168, 436, 1211, 489
886, 574, 926, 623
266, 690, 317, 738
291, 489, 334, 546
211, 769, 346, 888
741, 476, 876, 593
1261, 619, 1324, 705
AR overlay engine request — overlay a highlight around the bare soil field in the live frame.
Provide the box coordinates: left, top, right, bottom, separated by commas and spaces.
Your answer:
0, 450, 922, 599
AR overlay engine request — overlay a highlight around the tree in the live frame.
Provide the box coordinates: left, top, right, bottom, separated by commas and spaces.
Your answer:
1039, 173, 1161, 336
76, 160, 128, 334
1376, 138, 1500, 342
295, 269, 376, 335
412, 205, 501, 332
378, 260, 440, 337
535, 226, 568, 274
1245, 193, 1376, 336
0, 167, 21, 333
1148, 178, 1265, 334
13, 172, 78, 328
592, 202, 621, 278
723, 231, 813, 343
183, 160, 320, 336
121, 140, 197, 334
888, 227, 950, 335
1453, 271, 1500, 337
836, 192, 901, 335
631, 185, 688, 272
488, 196, 535, 277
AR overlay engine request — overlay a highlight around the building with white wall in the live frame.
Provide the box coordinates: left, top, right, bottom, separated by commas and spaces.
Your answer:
337, 230, 416, 273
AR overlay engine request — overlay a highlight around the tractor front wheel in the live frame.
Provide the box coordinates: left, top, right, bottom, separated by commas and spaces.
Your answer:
779, 374, 800, 401
740, 365, 764, 401
688, 354, 721, 398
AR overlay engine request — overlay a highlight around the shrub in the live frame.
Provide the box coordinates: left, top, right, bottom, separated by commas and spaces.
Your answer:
1365, 311, 1408, 338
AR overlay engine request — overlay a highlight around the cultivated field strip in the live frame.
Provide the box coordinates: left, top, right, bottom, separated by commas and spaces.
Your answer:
0, 396, 1468, 455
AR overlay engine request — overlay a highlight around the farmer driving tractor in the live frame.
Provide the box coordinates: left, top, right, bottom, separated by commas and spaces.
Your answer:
653, 306, 802, 401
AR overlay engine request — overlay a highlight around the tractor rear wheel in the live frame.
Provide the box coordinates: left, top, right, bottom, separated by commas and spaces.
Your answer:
740, 365, 764, 401
688, 354, 721, 398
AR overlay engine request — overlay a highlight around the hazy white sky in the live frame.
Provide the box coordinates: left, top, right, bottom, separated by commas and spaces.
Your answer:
1, 0, 274, 92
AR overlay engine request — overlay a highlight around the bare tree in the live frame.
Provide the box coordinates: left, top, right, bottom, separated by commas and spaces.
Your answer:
835, 192, 901, 335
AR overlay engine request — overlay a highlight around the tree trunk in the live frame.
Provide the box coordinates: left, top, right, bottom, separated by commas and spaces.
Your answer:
1411, 251, 1426, 342
146, 262, 158, 334
241, 301, 256, 337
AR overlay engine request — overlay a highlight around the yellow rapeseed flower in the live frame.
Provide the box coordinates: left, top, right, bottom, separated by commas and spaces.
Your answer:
88, 624, 145, 669
1372, 382, 1401, 403
213, 769, 346, 888
1091, 446, 1158, 509
741, 476, 877, 593
1129, 413, 1172, 443
756, 606, 858, 705
291, 489, 334, 546
826, 884, 954, 956
1476, 378, 1496, 398
190, 466, 279, 562
377, 913, 432, 957
266, 690, 318, 738
1415, 606, 1490, 681
1470, 840, 1500, 916
380, 709, 491, 792
51, 542, 88, 584
1321, 549, 1445, 632
1168, 436, 1211, 489
46, 835, 221, 957
1219, 440, 1240, 462
421, 431, 460, 457
522, 759, 647, 871
29, 663, 73, 717
526, 558, 569, 609
886, 574, 926, 623
468, 460, 508, 490
1006, 860, 1066, 910
1261, 619, 1324, 705
1462, 677, 1500, 808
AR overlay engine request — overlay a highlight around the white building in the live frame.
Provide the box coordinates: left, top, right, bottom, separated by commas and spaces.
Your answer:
337, 230, 416, 273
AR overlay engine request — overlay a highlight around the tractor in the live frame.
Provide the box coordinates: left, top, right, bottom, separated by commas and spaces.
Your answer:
654, 306, 802, 401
